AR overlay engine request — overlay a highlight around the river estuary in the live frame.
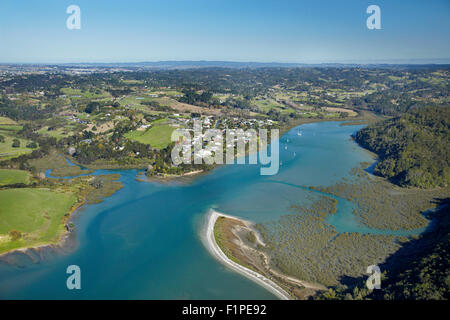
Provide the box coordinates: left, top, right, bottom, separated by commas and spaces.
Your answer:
0, 121, 426, 299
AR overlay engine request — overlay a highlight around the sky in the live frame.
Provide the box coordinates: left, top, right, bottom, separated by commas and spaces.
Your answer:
0, 0, 449, 63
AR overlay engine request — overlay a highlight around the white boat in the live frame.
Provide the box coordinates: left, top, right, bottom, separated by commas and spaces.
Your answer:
297, 130, 302, 136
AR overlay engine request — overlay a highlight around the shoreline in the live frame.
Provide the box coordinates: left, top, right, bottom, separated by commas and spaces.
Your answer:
135, 117, 363, 184
1, 119, 372, 263
72, 115, 371, 184
136, 169, 206, 183
0, 200, 83, 262
0, 174, 122, 260
202, 209, 292, 300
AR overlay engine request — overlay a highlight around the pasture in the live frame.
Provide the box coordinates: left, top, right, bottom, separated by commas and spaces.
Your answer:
0, 188, 77, 254
0, 169, 30, 185
125, 119, 175, 149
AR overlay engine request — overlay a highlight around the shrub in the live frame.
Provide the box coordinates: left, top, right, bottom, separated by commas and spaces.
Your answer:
11, 139, 20, 148
8, 230, 22, 241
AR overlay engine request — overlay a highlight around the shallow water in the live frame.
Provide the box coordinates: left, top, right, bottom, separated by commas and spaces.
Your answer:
0, 121, 427, 299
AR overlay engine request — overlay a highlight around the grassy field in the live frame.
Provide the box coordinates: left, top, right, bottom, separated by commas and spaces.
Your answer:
0, 125, 23, 132
118, 93, 215, 115
0, 130, 36, 160
118, 95, 162, 112
323, 107, 358, 117
120, 79, 145, 85
0, 117, 17, 125
0, 169, 30, 185
119, 95, 151, 107
37, 126, 74, 140
252, 98, 300, 115
61, 87, 110, 100
146, 89, 183, 97
0, 188, 78, 254
125, 120, 175, 149
252, 98, 285, 112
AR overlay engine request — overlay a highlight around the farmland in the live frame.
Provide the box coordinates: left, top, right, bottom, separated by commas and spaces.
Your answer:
0, 187, 78, 254
0, 169, 30, 185
125, 119, 176, 149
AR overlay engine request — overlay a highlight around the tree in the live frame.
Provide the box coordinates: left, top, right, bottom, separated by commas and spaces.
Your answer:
199, 91, 213, 103
85, 102, 100, 114
9, 230, 22, 241
12, 139, 20, 148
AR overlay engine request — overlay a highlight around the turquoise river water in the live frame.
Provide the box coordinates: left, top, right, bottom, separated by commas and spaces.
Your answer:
0, 121, 427, 299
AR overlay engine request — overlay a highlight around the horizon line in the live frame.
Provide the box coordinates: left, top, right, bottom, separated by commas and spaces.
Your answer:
1, 58, 450, 66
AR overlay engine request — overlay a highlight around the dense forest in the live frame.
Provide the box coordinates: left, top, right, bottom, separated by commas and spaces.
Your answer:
355, 107, 450, 188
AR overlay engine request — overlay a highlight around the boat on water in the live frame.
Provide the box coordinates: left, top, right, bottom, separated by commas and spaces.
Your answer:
297, 130, 302, 136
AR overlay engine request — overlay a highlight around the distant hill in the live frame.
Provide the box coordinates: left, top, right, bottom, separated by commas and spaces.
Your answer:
21, 60, 450, 70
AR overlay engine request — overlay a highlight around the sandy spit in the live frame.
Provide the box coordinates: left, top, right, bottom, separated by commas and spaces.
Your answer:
201, 209, 291, 300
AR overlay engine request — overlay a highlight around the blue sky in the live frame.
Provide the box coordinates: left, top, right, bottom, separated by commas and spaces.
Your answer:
0, 0, 449, 63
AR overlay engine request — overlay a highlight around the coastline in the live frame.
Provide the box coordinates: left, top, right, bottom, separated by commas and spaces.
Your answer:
0, 174, 123, 261
0, 200, 83, 263
134, 119, 329, 184
1, 119, 372, 264
202, 209, 292, 300
136, 169, 206, 183
111, 114, 373, 185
